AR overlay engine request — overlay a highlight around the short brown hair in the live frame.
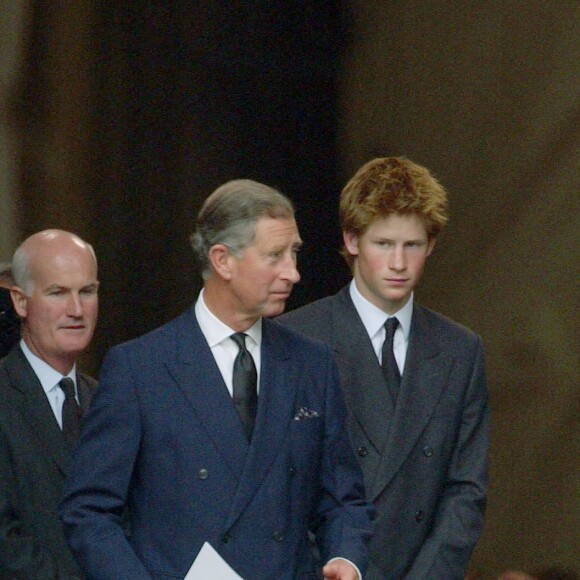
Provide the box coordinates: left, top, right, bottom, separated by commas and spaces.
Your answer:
340, 157, 448, 267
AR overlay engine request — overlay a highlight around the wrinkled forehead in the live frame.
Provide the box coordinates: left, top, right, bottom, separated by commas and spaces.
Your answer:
252, 216, 301, 242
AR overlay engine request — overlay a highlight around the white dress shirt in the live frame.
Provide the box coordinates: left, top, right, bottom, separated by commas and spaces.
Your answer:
349, 279, 413, 374
20, 339, 78, 428
194, 289, 262, 396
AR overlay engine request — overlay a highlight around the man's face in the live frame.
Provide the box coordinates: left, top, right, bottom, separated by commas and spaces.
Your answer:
344, 213, 435, 314
226, 217, 302, 327
13, 244, 99, 373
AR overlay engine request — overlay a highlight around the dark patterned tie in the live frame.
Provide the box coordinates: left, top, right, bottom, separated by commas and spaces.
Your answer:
59, 377, 81, 449
381, 317, 401, 404
231, 333, 258, 441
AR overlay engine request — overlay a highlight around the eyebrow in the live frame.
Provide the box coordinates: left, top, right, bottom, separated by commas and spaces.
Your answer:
43, 282, 99, 292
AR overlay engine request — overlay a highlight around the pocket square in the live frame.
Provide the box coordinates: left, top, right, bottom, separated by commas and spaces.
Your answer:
293, 407, 320, 421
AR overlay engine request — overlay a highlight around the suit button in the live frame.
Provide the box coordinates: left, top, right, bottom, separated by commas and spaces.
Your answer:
415, 510, 425, 522
198, 468, 209, 480
422, 446, 433, 457
357, 446, 368, 457
273, 531, 284, 542
222, 532, 233, 543
289, 466, 296, 476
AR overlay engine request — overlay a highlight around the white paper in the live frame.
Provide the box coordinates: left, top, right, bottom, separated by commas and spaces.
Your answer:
184, 541, 245, 580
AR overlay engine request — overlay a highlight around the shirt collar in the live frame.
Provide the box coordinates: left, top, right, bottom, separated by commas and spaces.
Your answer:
19, 339, 76, 395
349, 279, 413, 341
195, 289, 262, 348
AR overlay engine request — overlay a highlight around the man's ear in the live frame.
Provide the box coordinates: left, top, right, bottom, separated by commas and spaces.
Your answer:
10, 287, 28, 318
343, 231, 359, 257
426, 237, 437, 257
208, 244, 234, 280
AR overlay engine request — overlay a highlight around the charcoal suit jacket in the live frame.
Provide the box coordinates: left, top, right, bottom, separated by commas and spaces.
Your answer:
0, 345, 97, 579
279, 286, 490, 579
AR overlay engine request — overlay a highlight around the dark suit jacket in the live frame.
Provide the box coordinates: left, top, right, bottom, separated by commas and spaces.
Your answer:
0, 345, 97, 579
60, 306, 373, 580
279, 286, 490, 580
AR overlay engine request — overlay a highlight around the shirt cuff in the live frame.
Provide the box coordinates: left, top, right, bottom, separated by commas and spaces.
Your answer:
325, 557, 362, 580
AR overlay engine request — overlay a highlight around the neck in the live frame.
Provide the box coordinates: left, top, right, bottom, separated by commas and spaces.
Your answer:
202, 280, 258, 332
21, 329, 76, 376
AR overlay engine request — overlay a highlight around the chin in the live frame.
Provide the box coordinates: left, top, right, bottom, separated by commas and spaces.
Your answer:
265, 303, 286, 318
58, 342, 90, 356
384, 290, 410, 302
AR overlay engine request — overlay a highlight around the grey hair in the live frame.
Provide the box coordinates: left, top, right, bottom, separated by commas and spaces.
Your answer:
190, 179, 295, 280
12, 230, 97, 295
12, 246, 34, 294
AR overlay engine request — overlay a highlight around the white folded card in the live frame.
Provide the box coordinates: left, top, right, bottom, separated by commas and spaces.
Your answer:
184, 541, 245, 580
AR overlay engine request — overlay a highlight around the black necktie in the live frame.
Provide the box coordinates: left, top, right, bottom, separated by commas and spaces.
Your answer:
231, 333, 258, 441
59, 377, 81, 449
381, 317, 401, 404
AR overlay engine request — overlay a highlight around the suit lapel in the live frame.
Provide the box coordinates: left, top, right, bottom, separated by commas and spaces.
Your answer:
369, 305, 452, 500
5, 347, 71, 475
164, 311, 299, 529
332, 288, 394, 454
164, 309, 249, 482
224, 319, 298, 529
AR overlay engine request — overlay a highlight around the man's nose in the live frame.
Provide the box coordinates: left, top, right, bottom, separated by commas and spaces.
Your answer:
389, 246, 406, 271
281, 258, 301, 284
66, 293, 83, 317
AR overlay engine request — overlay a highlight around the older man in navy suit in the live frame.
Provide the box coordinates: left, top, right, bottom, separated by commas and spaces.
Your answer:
61, 180, 373, 579
279, 157, 490, 579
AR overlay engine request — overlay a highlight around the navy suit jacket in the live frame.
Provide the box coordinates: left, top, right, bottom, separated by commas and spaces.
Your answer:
60, 306, 373, 580
0, 345, 96, 579
279, 287, 490, 579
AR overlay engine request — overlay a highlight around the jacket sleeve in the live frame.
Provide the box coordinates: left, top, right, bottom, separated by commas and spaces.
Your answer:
405, 337, 490, 579
309, 347, 375, 575
59, 347, 152, 580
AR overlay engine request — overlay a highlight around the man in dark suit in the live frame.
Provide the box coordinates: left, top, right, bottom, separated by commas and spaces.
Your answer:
0, 263, 21, 358
0, 229, 99, 578
279, 157, 490, 579
60, 180, 373, 580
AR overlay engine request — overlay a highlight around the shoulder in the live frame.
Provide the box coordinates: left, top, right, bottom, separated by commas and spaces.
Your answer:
415, 304, 483, 351
0, 348, 34, 416
277, 289, 346, 340
106, 307, 197, 360
280, 293, 338, 322
0, 345, 28, 384
264, 317, 334, 359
